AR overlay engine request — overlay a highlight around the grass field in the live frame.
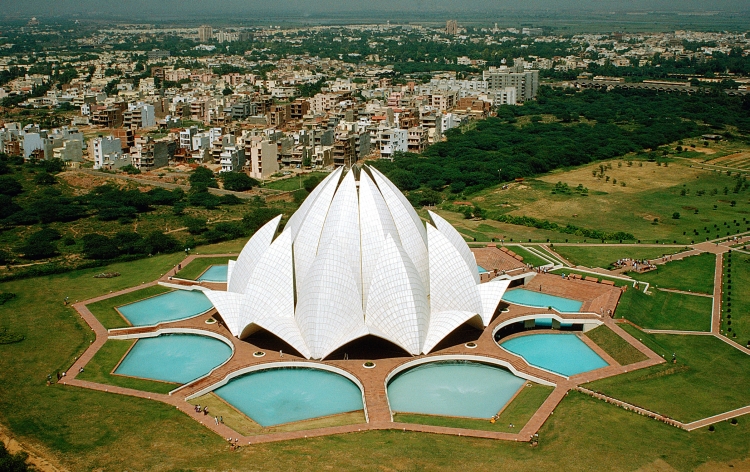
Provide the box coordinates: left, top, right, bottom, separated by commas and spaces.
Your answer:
552, 245, 687, 269
549, 268, 631, 287
76, 339, 178, 394
615, 288, 713, 332
723, 251, 750, 348
394, 383, 553, 433
508, 245, 550, 267
261, 172, 328, 191
457, 159, 750, 244
0, 249, 750, 470
584, 326, 648, 365
86, 285, 171, 329
585, 325, 750, 422
629, 252, 716, 293
176, 256, 235, 280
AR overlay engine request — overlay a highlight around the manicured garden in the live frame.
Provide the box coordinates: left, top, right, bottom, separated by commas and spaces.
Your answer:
722, 251, 750, 348
552, 245, 686, 269
628, 252, 716, 294
585, 325, 648, 365
615, 288, 713, 332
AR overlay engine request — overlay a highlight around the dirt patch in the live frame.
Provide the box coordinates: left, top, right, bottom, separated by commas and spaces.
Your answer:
690, 147, 716, 155
58, 172, 126, 193
0, 425, 64, 472
707, 151, 750, 164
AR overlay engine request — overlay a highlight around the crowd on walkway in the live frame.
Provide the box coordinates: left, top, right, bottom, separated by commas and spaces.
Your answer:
614, 258, 656, 273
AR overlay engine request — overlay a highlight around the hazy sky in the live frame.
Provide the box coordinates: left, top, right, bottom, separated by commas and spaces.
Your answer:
13, 0, 750, 18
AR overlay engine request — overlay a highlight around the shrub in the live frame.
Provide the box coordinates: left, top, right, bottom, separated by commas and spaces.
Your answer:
221, 172, 259, 192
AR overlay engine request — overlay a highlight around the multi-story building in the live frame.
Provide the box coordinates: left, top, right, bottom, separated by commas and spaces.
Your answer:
483, 65, 539, 102
245, 136, 279, 180
90, 135, 123, 169
123, 103, 155, 130
378, 128, 408, 159
219, 146, 246, 173
198, 25, 213, 42
407, 127, 428, 154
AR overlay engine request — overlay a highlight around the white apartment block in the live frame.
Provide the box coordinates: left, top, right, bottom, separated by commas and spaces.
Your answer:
378, 128, 408, 159
91, 136, 122, 170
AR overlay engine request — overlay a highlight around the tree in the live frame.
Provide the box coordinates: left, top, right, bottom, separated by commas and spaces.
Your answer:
222, 87, 233, 96
34, 172, 56, 185
672, 212, 680, 219
82, 234, 119, 260
144, 231, 180, 254
120, 165, 141, 175
242, 207, 279, 234
184, 216, 207, 235
221, 172, 259, 192
0, 176, 22, 196
303, 175, 323, 193
17, 228, 60, 260
189, 167, 218, 188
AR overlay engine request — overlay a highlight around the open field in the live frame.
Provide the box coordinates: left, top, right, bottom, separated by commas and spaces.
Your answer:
615, 289, 712, 332
441, 158, 750, 244
552, 245, 687, 269
723, 252, 750, 348
1, 247, 750, 469
629, 252, 716, 294
77, 339, 177, 394
393, 383, 553, 434
584, 325, 648, 365
585, 325, 750, 422
261, 172, 328, 192
86, 285, 170, 329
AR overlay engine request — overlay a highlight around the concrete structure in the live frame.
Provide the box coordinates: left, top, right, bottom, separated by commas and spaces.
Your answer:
91, 135, 123, 170
219, 146, 246, 173
203, 166, 511, 359
246, 137, 279, 180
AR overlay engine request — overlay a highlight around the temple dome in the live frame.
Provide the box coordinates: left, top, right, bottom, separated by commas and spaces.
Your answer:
203, 165, 509, 359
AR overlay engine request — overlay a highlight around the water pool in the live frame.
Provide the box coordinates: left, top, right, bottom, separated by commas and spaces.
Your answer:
477, 265, 488, 274
387, 362, 525, 419
214, 368, 363, 427
115, 334, 232, 384
118, 290, 213, 326
197, 265, 228, 282
502, 288, 583, 312
500, 333, 608, 377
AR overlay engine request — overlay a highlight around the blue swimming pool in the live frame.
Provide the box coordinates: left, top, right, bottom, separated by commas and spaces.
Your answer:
118, 290, 214, 326
500, 333, 608, 377
502, 288, 583, 312
197, 265, 228, 282
477, 265, 488, 274
387, 361, 526, 419
214, 368, 364, 427
115, 334, 232, 384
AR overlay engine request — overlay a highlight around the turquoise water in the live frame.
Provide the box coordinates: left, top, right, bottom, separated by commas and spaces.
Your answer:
214, 368, 364, 427
501, 333, 608, 376
502, 288, 583, 312
477, 265, 488, 274
387, 362, 525, 419
118, 290, 213, 326
115, 334, 232, 384
197, 265, 228, 282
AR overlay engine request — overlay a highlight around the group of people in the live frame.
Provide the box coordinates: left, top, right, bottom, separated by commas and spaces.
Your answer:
227, 437, 240, 451
194, 404, 209, 416
614, 258, 656, 273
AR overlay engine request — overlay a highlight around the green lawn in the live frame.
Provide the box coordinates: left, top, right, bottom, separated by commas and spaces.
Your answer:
615, 287, 712, 332
86, 285, 171, 329
629, 252, 716, 294
585, 325, 750, 422
509, 245, 550, 267
176, 256, 234, 280
76, 339, 177, 394
550, 268, 631, 287
262, 172, 328, 191
394, 383, 553, 433
553, 245, 687, 269
723, 251, 750, 348
585, 325, 648, 365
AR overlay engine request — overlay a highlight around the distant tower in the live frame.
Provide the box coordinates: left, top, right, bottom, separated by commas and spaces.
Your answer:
446, 20, 458, 36
198, 25, 213, 42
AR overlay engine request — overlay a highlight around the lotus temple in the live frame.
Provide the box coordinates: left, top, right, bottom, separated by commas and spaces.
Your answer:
67, 165, 667, 443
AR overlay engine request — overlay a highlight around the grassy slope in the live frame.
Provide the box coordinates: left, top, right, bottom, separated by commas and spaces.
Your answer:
553, 245, 687, 269
585, 325, 750, 422
461, 159, 749, 244
508, 245, 550, 267
615, 288, 713, 332
394, 383, 553, 433
584, 325, 648, 365
629, 252, 716, 293
76, 339, 177, 394
86, 285, 171, 329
